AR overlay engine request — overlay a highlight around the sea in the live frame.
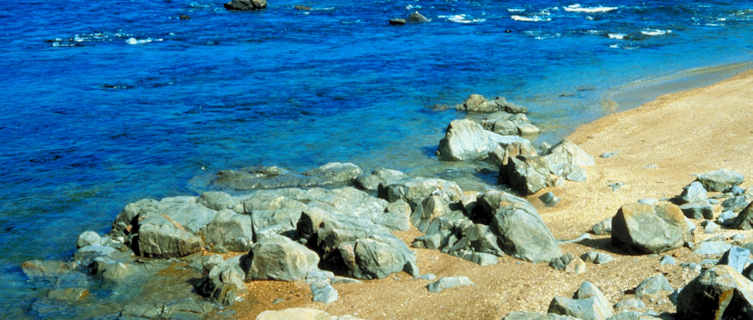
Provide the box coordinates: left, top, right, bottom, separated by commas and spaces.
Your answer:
1, 0, 752, 317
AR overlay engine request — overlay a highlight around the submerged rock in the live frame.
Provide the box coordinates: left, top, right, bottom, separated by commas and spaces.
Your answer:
224, 0, 267, 10
213, 162, 361, 191
456, 94, 527, 114
611, 202, 689, 254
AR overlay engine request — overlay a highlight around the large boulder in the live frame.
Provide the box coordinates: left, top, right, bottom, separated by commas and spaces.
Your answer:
611, 203, 690, 254
224, 0, 266, 10
437, 119, 535, 161
202, 209, 253, 252
677, 265, 753, 319
244, 234, 320, 281
378, 177, 463, 207
483, 191, 561, 262
696, 169, 744, 192
213, 162, 361, 191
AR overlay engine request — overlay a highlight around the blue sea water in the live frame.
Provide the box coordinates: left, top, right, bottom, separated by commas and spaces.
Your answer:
1, 0, 753, 316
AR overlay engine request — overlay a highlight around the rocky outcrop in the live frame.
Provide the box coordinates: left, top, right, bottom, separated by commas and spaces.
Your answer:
203, 209, 253, 252
437, 119, 535, 161
213, 162, 361, 191
611, 202, 690, 254
245, 234, 320, 281
696, 169, 744, 192
677, 265, 753, 319
499, 140, 593, 195
224, 0, 267, 10
456, 94, 527, 114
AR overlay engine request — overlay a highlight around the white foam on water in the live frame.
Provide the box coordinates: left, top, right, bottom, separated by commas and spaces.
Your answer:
507, 8, 525, 13
641, 29, 671, 36
608, 33, 626, 40
564, 4, 618, 13
125, 37, 162, 45
439, 14, 486, 24
511, 15, 551, 22
405, 4, 422, 10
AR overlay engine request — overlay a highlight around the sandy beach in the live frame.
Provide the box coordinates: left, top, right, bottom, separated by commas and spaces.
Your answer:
231, 70, 753, 319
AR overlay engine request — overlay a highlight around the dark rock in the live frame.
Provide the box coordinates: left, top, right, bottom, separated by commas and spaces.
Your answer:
600, 152, 617, 159
660, 255, 676, 266
732, 201, 753, 230
224, 0, 267, 10
539, 192, 560, 207
611, 203, 690, 254
679, 201, 713, 219
677, 265, 753, 319
723, 195, 750, 213
426, 276, 473, 293
550, 254, 574, 271
438, 119, 535, 161
294, 5, 311, 10
407, 11, 430, 23
389, 18, 406, 25
245, 234, 319, 281
179, 14, 191, 20
581, 251, 614, 264
456, 94, 527, 114
590, 218, 612, 235
696, 169, 744, 192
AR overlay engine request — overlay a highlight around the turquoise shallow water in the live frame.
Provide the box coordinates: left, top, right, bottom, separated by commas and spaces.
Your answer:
1, 0, 753, 316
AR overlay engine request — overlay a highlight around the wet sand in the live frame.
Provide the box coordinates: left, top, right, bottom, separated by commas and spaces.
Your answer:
233, 70, 753, 319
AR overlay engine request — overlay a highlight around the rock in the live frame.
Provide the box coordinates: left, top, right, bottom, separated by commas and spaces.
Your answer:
608, 182, 623, 192
566, 258, 587, 274
213, 163, 360, 191
732, 201, 753, 230
310, 281, 338, 304
679, 201, 713, 220
539, 192, 560, 207
718, 210, 738, 226
389, 18, 406, 25
245, 234, 320, 281
548, 296, 612, 320
503, 312, 580, 320
46, 288, 89, 302
203, 210, 253, 252
611, 203, 690, 254
696, 169, 744, 192
354, 168, 406, 191
550, 254, 573, 271
731, 186, 746, 196
197, 191, 235, 211
136, 219, 204, 258
256, 308, 363, 320
196, 256, 246, 305
378, 176, 463, 209
600, 152, 618, 159
703, 220, 721, 233
723, 195, 750, 213
694, 241, 733, 257
456, 94, 527, 114
575, 281, 614, 319
679, 181, 708, 204
438, 119, 535, 161
476, 112, 540, 137
76, 231, 101, 248
660, 255, 676, 266
426, 276, 474, 293
490, 195, 562, 262
614, 298, 645, 313
590, 218, 612, 235
407, 11, 430, 23
417, 273, 437, 281
677, 265, 753, 319
581, 251, 614, 264
294, 5, 311, 10
718, 246, 752, 273
635, 274, 673, 302
224, 0, 266, 10
22, 260, 74, 278
637, 198, 658, 206
500, 140, 592, 194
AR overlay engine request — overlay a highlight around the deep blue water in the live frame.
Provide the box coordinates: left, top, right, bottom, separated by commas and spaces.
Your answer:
1, 0, 753, 316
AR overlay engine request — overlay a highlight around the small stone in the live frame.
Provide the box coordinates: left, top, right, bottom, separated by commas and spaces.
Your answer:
659, 255, 676, 266
703, 221, 720, 234
717, 210, 738, 226
294, 5, 311, 10
272, 298, 285, 304
310, 281, 338, 304
694, 241, 733, 257
679, 181, 708, 204
609, 182, 623, 192
550, 254, 574, 271
614, 297, 646, 313
730, 186, 746, 196
581, 251, 614, 264
417, 273, 437, 281
600, 152, 617, 159
590, 218, 611, 235
566, 258, 587, 274
635, 274, 673, 302
637, 198, 658, 206
426, 276, 473, 293
539, 192, 560, 207
679, 201, 713, 219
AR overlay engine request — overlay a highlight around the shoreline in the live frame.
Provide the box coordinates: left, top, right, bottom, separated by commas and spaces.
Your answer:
231, 67, 753, 319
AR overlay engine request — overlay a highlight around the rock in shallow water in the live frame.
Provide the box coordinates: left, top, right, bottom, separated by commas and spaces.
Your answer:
224, 0, 266, 10
437, 119, 535, 162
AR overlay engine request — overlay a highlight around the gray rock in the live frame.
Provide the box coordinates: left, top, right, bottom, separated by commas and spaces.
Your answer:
197, 191, 235, 211
438, 119, 535, 161
614, 298, 645, 313
703, 220, 721, 234
575, 281, 614, 319
548, 296, 612, 320
46, 288, 89, 302
718, 246, 752, 273
723, 195, 751, 213
731, 186, 746, 196
550, 254, 574, 271
213, 162, 361, 191
581, 251, 614, 264
608, 182, 623, 192
732, 201, 753, 230
694, 241, 733, 257
659, 255, 676, 266
718, 210, 738, 226
600, 152, 618, 159
488, 192, 562, 262
426, 276, 474, 293
503, 312, 580, 320
197, 256, 246, 305
696, 169, 744, 192
203, 210, 253, 252
21, 260, 74, 278
590, 218, 612, 235
635, 274, 673, 302
499, 155, 553, 194
679, 201, 713, 220
677, 265, 753, 319
417, 273, 437, 281
354, 168, 406, 192
611, 203, 690, 254
310, 281, 338, 304
456, 94, 527, 114
539, 192, 560, 207
679, 181, 708, 204
76, 231, 101, 248
606, 311, 661, 320
224, 0, 266, 10
245, 234, 320, 281
407, 11, 430, 23
637, 198, 658, 206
